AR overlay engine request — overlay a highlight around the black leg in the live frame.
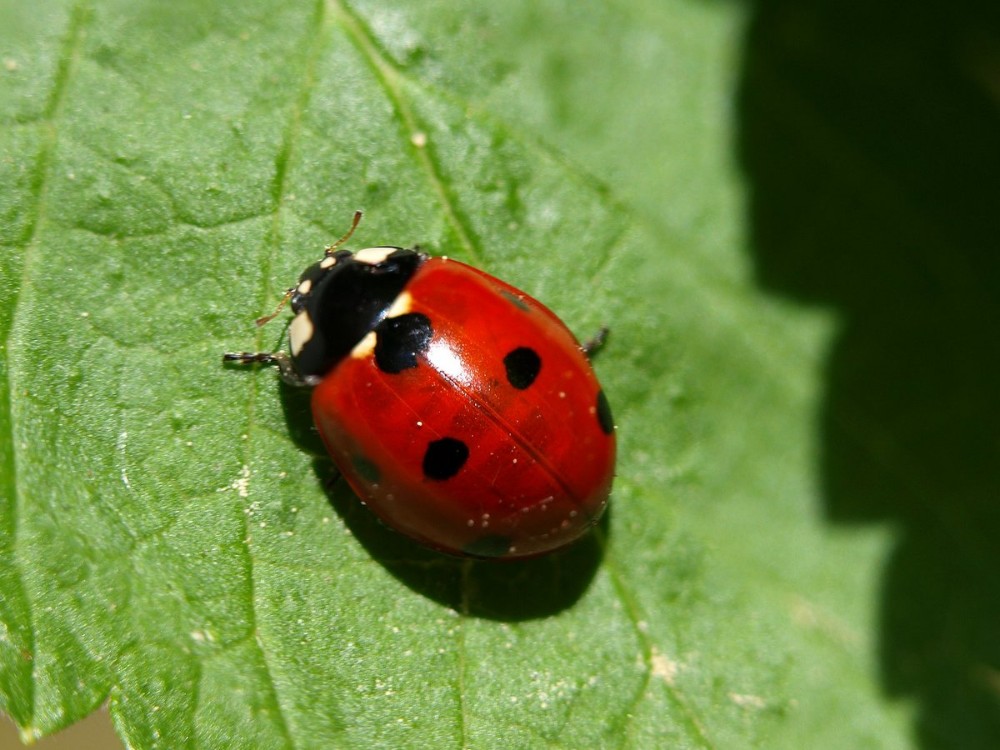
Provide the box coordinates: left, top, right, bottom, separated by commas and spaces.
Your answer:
582, 327, 610, 359
222, 351, 312, 387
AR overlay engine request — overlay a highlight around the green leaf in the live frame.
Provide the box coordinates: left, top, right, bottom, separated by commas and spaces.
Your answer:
5, 0, 996, 748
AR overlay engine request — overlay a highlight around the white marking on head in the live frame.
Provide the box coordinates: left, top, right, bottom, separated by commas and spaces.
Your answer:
289, 311, 314, 357
354, 246, 398, 265
384, 291, 412, 319
350, 292, 414, 359
320, 255, 337, 269
351, 331, 377, 359
297, 278, 313, 295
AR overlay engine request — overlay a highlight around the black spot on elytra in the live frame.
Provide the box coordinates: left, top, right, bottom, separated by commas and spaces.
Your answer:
463, 535, 513, 558
351, 454, 380, 485
596, 390, 614, 435
374, 312, 433, 373
503, 346, 542, 390
422, 437, 469, 480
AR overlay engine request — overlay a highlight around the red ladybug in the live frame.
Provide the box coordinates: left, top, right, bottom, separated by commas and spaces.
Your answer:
225, 212, 615, 559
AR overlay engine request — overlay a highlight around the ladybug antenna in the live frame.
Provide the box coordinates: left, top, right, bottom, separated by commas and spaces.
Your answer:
255, 288, 293, 327
325, 210, 363, 256
255, 211, 364, 328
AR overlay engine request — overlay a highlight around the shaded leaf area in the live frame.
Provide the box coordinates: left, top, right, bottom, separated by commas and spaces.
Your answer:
738, 0, 1000, 747
0, 0, 809, 748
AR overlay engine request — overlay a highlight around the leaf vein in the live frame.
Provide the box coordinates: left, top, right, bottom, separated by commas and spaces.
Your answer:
234, 1, 335, 747
4, 0, 92, 729
333, 1, 483, 265
600, 532, 716, 749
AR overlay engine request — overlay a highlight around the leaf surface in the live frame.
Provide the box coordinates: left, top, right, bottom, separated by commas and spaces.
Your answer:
8, 0, 993, 748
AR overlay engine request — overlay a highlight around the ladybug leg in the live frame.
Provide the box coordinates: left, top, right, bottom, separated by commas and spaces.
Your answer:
222, 351, 313, 388
322, 467, 343, 493
582, 326, 610, 359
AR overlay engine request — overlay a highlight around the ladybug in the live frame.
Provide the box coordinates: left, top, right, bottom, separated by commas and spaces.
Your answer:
224, 212, 615, 559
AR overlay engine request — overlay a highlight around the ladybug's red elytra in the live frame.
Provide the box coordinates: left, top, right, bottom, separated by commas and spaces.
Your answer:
224, 212, 615, 559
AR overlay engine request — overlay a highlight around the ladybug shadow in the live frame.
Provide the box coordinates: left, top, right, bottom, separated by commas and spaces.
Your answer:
278, 382, 607, 621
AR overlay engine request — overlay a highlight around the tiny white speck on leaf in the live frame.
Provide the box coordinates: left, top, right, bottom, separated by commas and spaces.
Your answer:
220, 464, 252, 497
650, 647, 678, 685
730, 692, 767, 710
190, 629, 216, 643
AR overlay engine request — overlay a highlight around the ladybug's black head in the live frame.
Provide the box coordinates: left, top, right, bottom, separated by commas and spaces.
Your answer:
288, 247, 426, 381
